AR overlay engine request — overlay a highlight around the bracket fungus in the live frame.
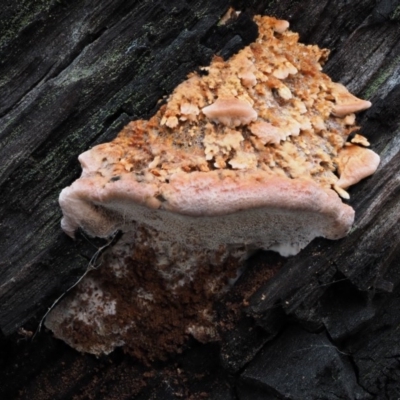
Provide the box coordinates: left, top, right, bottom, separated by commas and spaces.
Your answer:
46, 16, 380, 358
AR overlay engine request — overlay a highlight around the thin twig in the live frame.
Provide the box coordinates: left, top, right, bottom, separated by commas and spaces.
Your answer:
33, 231, 120, 340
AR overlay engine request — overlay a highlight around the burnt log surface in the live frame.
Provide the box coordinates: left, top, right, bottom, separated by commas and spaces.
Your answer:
0, 0, 400, 399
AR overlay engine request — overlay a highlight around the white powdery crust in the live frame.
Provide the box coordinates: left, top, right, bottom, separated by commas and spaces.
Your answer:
47, 15, 380, 356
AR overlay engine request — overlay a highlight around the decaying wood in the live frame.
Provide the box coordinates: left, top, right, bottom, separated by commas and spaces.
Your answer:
0, 0, 399, 398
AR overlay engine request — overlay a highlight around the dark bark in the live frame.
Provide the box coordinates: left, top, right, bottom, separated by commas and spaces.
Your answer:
1, 0, 400, 398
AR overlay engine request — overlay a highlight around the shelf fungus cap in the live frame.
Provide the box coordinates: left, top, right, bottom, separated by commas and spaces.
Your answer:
60, 168, 355, 257
336, 144, 380, 189
331, 83, 372, 117
58, 15, 380, 257
202, 98, 258, 127
272, 19, 290, 33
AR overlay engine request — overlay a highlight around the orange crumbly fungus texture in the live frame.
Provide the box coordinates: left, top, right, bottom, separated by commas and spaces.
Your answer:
47, 16, 380, 359
80, 15, 375, 200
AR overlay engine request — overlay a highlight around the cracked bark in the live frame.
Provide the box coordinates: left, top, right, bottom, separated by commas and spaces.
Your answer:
0, 0, 400, 398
